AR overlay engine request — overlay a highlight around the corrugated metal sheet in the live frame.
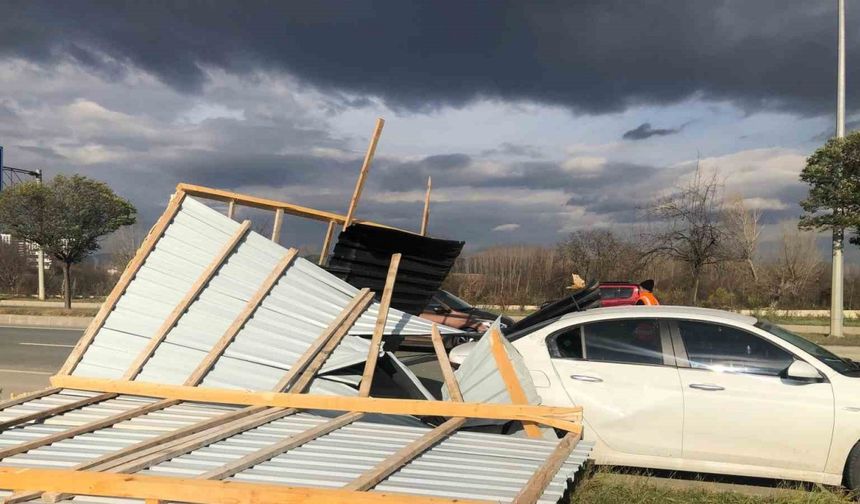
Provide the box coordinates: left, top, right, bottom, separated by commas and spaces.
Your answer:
72, 196, 453, 389
0, 390, 591, 504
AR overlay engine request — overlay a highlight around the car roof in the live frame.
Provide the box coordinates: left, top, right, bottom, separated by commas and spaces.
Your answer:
558, 305, 757, 325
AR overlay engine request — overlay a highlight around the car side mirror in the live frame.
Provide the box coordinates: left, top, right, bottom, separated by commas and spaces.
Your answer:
785, 360, 822, 381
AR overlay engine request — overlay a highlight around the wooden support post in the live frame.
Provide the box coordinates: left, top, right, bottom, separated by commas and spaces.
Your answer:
345, 416, 467, 491
226, 199, 236, 219
358, 253, 401, 397
271, 208, 284, 243
318, 220, 336, 266
511, 431, 582, 504
0, 392, 115, 432
344, 118, 385, 229
0, 387, 59, 412
430, 324, 462, 402
488, 327, 543, 438
277, 289, 374, 393
420, 176, 432, 236
199, 411, 364, 481
184, 249, 299, 386
123, 220, 252, 380
58, 191, 187, 376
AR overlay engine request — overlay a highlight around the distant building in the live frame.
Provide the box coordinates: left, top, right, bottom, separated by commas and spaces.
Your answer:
0, 233, 51, 268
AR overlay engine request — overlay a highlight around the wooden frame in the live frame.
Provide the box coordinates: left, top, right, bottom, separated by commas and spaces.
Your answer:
344, 117, 385, 229
431, 323, 462, 401
421, 175, 432, 236
0, 467, 493, 504
358, 253, 400, 397
489, 327, 543, 438
271, 208, 284, 242
318, 219, 337, 265
512, 431, 583, 504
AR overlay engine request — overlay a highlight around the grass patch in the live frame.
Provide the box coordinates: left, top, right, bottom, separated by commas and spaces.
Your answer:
792, 333, 860, 347
0, 306, 98, 317
570, 470, 853, 504
758, 316, 860, 327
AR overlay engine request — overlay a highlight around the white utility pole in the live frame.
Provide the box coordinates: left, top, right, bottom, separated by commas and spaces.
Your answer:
832, 0, 846, 337
36, 169, 45, 301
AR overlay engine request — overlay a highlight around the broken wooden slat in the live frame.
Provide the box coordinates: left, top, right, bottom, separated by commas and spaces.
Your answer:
344, 118, 385, 229
123, 219, 252, 380
358, 253, 401, 397
58, 191, 187, 376
274, 288, 374, 393
511, 431, 583, 504
488, 327, 543, 439
0, 392, 115, 431
345, 416, 467, 491
420, 175, 432, 236
430, 324, 462, 402
0, 466, 493, 504
318, 220, 336, 266
183, 249, 299, 386
271, 207, 284, 242
226, 199, 236, 219
199, 411, 364, 481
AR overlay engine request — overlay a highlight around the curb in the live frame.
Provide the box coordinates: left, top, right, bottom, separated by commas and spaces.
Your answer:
0, 314, 92, 329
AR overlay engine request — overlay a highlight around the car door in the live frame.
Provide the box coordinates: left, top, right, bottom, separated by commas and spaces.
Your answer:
548, 318, 684, 458
674, 320, 834, 473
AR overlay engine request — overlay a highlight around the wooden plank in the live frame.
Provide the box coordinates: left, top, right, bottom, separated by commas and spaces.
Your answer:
199, 411, 364, 480
274, 289, 374, 393
0, 467, 490, 504
0, 392, 115, 431
358, 253, 401, 397
344, 416, 467, 491
420, 175, 432, 236
488, 327, 543, 438
183, 249, 299, 386
430, 324, 462, 402
0, 387, 59, 412
318, 220, 336, 266
344, 118, 385, 229
511, 431, 582, 504
57, 191, 187, 375
122, 219, 252, 380
226, 199, 236, 219
271, 208, 284, 242
50, 376, 583, 432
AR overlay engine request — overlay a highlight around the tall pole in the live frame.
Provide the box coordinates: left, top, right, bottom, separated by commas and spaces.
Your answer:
344, 118, 385, 229
832, 0, 846, 337
36, 169, 45, 301
420, 176, 432, 236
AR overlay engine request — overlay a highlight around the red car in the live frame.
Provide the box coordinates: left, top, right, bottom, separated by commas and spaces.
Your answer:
598, 280, 659, 307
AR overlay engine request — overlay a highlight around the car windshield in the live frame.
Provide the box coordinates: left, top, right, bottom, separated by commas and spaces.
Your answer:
755, 320, 860, 375
436, 290, 474, 311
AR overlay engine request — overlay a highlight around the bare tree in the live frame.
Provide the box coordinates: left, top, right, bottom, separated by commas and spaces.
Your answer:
724, 196, 761, 281
765, 228, 821, 308
0, 241, 28, 295
646, 166, 727, 304
557, 229, 647, 282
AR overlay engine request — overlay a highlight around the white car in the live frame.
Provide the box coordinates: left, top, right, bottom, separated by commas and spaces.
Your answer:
453, 306, 860, 488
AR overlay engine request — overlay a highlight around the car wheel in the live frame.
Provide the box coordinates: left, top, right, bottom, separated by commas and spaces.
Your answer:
844, 441, 860, 490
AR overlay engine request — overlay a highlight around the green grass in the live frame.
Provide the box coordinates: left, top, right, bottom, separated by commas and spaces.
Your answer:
757, 316, 860, 327
0, 306, 98, 317
570, 471, 854, 504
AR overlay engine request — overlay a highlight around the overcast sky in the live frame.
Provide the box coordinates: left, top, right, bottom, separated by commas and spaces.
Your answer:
0, 1, 856, 254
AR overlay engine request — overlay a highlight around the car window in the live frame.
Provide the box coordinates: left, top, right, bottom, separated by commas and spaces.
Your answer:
436, 290, 473, 311
600, 287, 634, 300
548, 327, 584, 359
583, 319, 663, 365
678, 320, 794, 376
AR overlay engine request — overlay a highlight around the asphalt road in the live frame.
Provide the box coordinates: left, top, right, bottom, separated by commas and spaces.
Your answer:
0, 326, 82, 400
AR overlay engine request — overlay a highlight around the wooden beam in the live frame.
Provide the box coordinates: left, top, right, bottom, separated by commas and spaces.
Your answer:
58, 191, 187, 375
199, 411, 363, 481
183, 249, 299, 386
271, 208, 284, 242
358, 253, 401, 397
274, 289, 374, 393
344, 118, 385, 229
226, 199, 236, 219
318, 220, 336, 266
488, 327, 543, 438
0, 467, 491, 504
175, 183, 406, 233
420, 176, 432, 236
0, 392, 115, 431
511, 431, 582, 504
0, 387, 59, 412
50, 376, 583, 432
430, 324, 462, 402
344, 416, 467, 491
123, 220, 252, 380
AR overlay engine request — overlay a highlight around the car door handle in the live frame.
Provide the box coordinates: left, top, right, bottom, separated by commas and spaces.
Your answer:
570, 374, 603, 383
689, 383, 724, 391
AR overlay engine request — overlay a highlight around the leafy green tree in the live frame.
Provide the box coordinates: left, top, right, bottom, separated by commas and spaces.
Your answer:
0, 175, 136, 308
799, 132, 860, 244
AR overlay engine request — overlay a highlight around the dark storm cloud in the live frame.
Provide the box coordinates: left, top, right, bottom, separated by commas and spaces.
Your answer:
0, 1, 851, 115
622, 123, 679, 141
